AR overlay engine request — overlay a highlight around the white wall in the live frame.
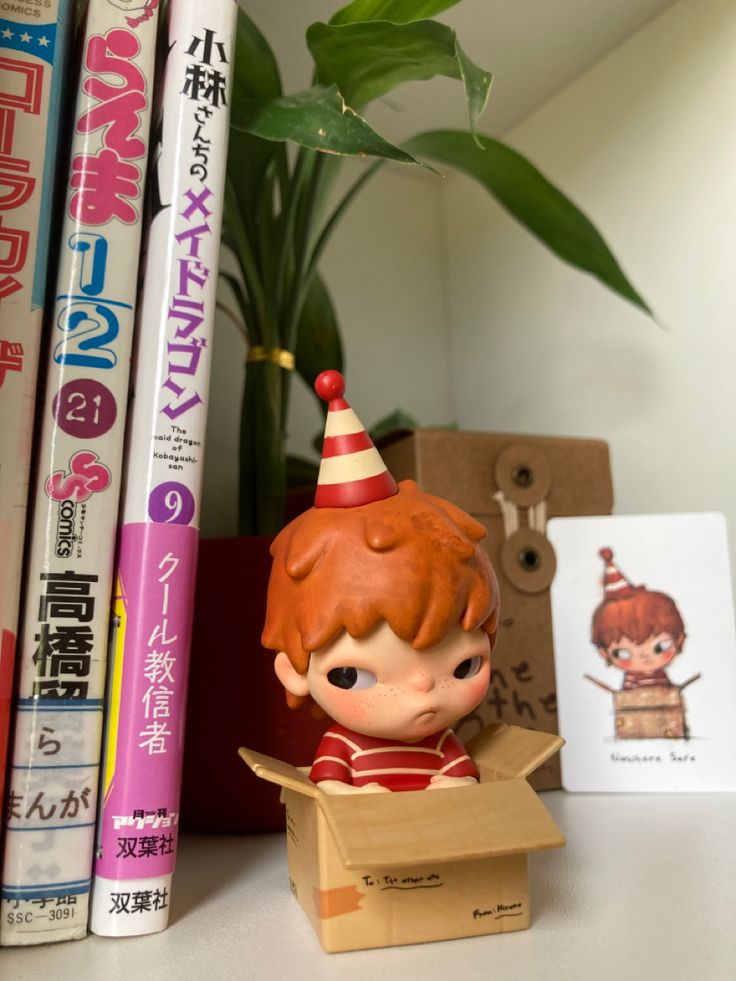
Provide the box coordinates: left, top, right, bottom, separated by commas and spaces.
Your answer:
443, 0, 736, 568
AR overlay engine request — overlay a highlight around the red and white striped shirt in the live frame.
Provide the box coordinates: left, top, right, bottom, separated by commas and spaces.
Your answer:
309, 723, 479, 792
623, 668, 673, 690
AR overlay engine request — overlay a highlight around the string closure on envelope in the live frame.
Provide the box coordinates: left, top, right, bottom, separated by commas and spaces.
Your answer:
494, 490, 547, 538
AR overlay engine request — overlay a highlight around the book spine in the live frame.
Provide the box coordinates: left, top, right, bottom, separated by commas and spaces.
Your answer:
0, 0, 159, 946
90, 0, 237, 937
0, 0, 73, 802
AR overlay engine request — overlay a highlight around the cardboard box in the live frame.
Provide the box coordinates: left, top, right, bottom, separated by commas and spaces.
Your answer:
239, 724, 565, 953
379, 430, 613, 790
613, 687, 686, 739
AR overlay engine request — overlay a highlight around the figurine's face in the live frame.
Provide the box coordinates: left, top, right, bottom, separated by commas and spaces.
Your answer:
599, 631, 679, 674
299, 621, 491, 741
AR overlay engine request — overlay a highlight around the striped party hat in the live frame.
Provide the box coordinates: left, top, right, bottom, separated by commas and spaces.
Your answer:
599, 547, 638, 600
314, 370, 398, 508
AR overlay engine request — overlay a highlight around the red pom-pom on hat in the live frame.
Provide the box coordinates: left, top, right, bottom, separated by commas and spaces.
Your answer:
315, 370, 345, 403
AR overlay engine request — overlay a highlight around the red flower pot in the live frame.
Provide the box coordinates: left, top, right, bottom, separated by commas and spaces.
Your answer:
180, 535, 326, 832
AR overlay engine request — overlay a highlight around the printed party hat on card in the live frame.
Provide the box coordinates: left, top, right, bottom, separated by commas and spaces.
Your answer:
599, 547, 638, 600
314, 370, 398, 508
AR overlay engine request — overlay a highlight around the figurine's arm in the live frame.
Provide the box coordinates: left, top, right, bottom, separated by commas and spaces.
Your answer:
427, 774, 477, 790
428, 729, 480, 790
316, 780, 391, 795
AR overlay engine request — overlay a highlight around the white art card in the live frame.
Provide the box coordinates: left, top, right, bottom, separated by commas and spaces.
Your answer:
548, 513, 736, 792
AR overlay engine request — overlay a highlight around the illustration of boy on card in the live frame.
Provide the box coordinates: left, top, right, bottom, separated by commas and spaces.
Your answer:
584, 548, 700, 739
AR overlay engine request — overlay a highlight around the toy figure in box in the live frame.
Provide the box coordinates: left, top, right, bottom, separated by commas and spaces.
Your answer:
262, 371, 500, 793
592, 548, 685, 689
244, 380, 564, 952
585, 548, 700, 738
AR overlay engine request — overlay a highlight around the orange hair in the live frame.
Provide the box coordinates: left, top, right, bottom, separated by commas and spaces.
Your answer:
263, 480, 500, 708
591, 588, 685, 651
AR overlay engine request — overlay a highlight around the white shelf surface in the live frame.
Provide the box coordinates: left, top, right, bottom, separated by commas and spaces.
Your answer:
5, 791, 735, 980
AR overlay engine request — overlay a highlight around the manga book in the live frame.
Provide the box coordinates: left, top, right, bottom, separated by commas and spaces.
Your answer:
1, 0, 160, 945
0, 0, 74, 806
89, 0, 237, 936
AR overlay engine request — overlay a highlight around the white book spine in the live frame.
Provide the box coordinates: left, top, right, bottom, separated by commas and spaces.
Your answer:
90, 0, 237, 936
0, 0, 159, 945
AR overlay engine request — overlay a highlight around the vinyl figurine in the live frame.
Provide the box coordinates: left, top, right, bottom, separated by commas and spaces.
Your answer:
262, 371, 500, 793
245, 374, 564, 951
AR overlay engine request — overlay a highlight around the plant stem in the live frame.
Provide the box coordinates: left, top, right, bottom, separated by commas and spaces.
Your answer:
287, 152, 326, 348
239, 360, 286, 536
256, 164, 278, 301
274, 148, 313, 319
218, 269, 253, 334
224, 180, 270, 346
274, 143, 290, 215
216, 300, 248, 341
282, 150, 326, 362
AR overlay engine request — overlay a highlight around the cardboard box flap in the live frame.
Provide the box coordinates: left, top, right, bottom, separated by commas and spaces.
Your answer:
238, 747, 321, 800
318, 778, 564, 870
466, 724, 564, 780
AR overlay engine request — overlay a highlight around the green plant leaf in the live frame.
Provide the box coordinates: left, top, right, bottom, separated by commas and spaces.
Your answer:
370, 409, 419, 440
330, 0, 463, 26
226, 133, 275, 223
232, 84, 429, 166
231, 6, 282, 102
221, 180, 273, 348
286, 455, 320, 488
307, 21, 491, 131
295, 273, 343, 401
406, 130, 652, 315
228, 9, 285, 219
219, 271, 251, 331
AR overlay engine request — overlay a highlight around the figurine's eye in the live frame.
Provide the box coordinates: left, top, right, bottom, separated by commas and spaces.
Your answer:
326, 667, 377, 690
611, 648, 631, 661
654, 639, 673, 655
453, 655, 483, 679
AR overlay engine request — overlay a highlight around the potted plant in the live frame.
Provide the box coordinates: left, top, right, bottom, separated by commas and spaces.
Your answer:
181, 0, 652, 832
221, 0, 650, 536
